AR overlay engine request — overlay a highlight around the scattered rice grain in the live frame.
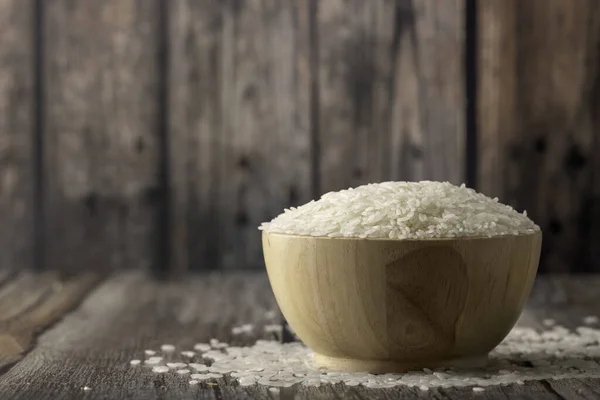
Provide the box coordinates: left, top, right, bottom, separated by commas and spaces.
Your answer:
161, 344, 175, 352
265, 310, 277, 319
264, 324, 283, 333
141, 324, 600, 390
194, 343, 211, 352
189, 363, 208, 372
166, 362, 186, 369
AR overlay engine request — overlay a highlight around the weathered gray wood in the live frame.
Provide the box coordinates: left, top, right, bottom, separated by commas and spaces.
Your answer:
168, 0, 312, 272
525, 279, 600, 400
0, 0, 34, 271
529, 275, 600, 306
477, 0, 517, 200
42, 0, 160, 272
477, 0, 600, 272
0, 270, 101, 370
317, 0, 465, 192
440, 385, 562, 400
2, 274, 600, 399
547, 381, 600, 400
0, 271, 279, 399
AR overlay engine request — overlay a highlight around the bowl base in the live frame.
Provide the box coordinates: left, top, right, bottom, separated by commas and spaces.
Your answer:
314, 353, 490, 374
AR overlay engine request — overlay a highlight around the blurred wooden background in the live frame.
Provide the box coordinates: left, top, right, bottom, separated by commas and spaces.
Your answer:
0, 0, 598, 275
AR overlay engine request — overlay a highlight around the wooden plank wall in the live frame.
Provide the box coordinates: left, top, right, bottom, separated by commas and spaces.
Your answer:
168, 0, 314, 272
0, 0, 35, 272
0, 0, 597, 274
168, 0, 464, 271
478, 0, 600, 272
42, 0, 161, 273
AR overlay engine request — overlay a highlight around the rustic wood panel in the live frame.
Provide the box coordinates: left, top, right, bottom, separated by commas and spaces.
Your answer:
477, 0, 517, 200
0, 271, 280, 399
317, 0, 465, 192
42, 0, 160, 272
478, 0, 600, 272
1, 273, 600, 398
0, 270, 101, 370
168, 0, 312, 271
0, 0, 34, 271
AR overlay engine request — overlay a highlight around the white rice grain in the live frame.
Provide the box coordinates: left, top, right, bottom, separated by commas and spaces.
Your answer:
194, 343, 211, 352
161, 344, 176, 352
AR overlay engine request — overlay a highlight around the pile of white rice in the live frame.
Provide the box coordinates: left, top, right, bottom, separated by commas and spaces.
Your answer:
259, 181, 540, 239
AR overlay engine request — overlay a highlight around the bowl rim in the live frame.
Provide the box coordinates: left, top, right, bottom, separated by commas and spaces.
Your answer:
261, 229, 542, 242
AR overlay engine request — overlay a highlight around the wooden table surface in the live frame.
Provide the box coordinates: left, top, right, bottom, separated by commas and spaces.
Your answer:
0, 270, 599, 399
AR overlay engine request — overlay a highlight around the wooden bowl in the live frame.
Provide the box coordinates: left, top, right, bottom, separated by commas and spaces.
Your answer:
262, 231, 542, 373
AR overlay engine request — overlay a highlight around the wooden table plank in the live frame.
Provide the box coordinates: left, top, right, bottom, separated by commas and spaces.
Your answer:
1, 273, 599, 399
525, 277, 600, 400
0, 271, 279, 399
0, 270, 102, 371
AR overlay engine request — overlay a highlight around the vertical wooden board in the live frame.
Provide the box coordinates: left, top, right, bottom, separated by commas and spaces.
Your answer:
316, 0, 393, 192
0, 0, 34, 271
403, 0, 465, 184
478, 0, 600, 272
476, 0, 517, 200
169, 0, 312, 270
317, 0, 465, 193
43, 0, 160, 272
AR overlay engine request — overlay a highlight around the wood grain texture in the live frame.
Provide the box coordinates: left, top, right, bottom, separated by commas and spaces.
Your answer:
477, 0, 600, 272
317, 0, 465, 192
42, 0, 160, 272
477, 0, 517, 200
2, 273, 599, 399
0, 0, 34, 271
0, 270, 101, 370
0, 271, 280, 399
525, 278, 600, 400
263, 231, 541, 372
168, 0, 312, 271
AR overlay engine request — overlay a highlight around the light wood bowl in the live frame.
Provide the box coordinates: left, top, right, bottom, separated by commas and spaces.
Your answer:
263, 231, 542, 373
